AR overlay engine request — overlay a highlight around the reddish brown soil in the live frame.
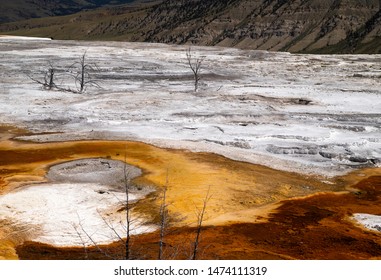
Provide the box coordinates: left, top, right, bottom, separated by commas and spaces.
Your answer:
16, 176, 381, 260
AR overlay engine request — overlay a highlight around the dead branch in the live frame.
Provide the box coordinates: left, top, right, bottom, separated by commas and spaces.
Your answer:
67, 51, 101, 93
186, 47, 203, 92
123, 152, 132, 260
27, 61, 57, 90
191, 187, 212, 260
158, 170, 169, 260
97, 209, 125, 246
74, 212, 115, 260
73, 223, 89, 260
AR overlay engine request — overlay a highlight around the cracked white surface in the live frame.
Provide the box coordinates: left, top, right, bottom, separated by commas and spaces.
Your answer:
0, 36, 380, 177
0, 183, 155, 246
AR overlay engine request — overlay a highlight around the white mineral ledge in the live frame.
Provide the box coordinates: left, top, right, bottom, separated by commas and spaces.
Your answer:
353, 213, 381, 232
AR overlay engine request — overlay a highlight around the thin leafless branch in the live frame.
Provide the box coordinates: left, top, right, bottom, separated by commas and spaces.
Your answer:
73, 223, 89, 260
27, 61, 57, 90
123, 152, 132, 260
67, 51, 102, 93
158, 169, 169, 260
186, 47, 203, 92
191, 187, 212, 260
74, 212, 115, 260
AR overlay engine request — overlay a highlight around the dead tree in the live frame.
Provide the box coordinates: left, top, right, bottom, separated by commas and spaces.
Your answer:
123, 153, 132, 260
28, 53, 100, 94
186, 47, 203, 92
73, 154, 140, 260
28, 61, 57, 90
158, 170, 169, 260
69, 51, 101, 93
191, 187, 212, 260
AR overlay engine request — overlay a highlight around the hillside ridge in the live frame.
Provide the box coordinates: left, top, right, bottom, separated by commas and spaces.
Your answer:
1, 0, 380, 53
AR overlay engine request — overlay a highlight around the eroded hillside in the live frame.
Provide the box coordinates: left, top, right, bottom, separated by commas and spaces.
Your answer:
1, 0, 381, 53
0, 0, 139, 24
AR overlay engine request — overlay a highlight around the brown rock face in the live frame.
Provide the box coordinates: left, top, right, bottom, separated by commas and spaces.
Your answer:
2, 0, 380, 53
140, 0, 381, 53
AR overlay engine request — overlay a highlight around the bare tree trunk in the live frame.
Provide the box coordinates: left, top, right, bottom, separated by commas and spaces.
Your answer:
191, 188, 211, 260
28, 61, 57, 90
46, 67, 55, 90
69, 51, 101, 93
124, 153, 131, 260
74, 154, 137, 260
80, 55, 86, 93
158, 188, 167, 260
158, 170, 169, 260
186, 47, 203, 92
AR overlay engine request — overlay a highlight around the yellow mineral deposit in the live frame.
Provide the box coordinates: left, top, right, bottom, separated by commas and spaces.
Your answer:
0, 125, 380, 259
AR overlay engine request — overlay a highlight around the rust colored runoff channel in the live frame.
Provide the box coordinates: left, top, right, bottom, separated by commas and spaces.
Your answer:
0, 125, 380, 259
